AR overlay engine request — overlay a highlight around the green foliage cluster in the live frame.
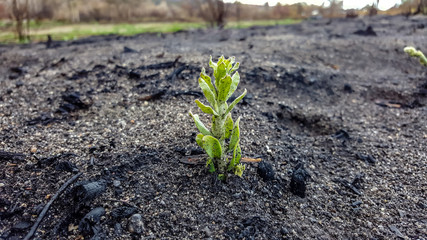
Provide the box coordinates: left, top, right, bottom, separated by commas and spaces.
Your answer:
189, 56, 247, 180
404, 46, 427, 67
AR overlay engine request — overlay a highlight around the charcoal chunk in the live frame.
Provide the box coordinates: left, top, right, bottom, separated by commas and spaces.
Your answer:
290, 163, 310, 198
72, 181, 107, 204
79, 207, 105, 235
55, 161, 79, 173
257, 161, 275, 181
111, 206, 138, 221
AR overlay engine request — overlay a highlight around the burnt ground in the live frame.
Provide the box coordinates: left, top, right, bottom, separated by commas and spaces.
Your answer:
0, 15, 426, 240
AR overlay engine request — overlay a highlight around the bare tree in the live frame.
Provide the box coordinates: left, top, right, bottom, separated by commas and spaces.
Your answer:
196, 0, 228, 28
10, 0, 30, 41
414, 0, 427, 15
235, 1, 241, 22
326, 0, 343, 18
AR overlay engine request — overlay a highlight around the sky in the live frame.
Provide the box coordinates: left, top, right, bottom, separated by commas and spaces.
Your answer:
222, 0, 402, 10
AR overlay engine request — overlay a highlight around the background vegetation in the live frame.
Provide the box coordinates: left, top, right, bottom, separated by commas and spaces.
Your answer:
0, 0, 425, 43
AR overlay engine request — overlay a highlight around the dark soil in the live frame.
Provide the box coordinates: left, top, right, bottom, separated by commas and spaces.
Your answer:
1, 15, 426, 240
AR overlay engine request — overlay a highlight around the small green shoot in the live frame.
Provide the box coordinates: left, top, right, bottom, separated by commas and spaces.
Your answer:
404, 46, 427, 67
189, 56, 247, 180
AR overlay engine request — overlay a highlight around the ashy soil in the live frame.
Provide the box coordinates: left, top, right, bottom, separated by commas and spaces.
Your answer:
0, 15, 426, 240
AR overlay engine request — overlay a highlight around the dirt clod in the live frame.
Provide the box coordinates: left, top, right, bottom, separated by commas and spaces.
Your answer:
257, 161, 275, 181
290, 163, 310, 198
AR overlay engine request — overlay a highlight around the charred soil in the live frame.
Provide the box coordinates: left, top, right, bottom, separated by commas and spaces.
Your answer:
0, 15, 426, 239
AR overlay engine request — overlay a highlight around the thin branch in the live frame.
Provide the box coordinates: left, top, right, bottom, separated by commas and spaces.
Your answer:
24, 172, 83, 240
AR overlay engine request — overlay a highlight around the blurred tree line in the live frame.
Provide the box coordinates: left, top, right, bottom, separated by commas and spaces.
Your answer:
0, 0, 425, 41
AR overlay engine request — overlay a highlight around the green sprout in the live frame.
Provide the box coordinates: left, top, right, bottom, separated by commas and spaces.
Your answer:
404, 46, 427, 67
189, 56, 247, 180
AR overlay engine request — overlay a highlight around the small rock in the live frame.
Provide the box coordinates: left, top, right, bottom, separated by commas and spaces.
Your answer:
352, 207, 361, 214
15, 81, 24, 88
388, 225, 405, 239
290, 163, 310, 198
343, 84, 353, 93
11, 221, 31, 232
333, 129, 350, 140
202, 226, 212, 237
113, 180, 121, 187
30, 147, 37, 153
114, 223, 122, 235
123, 46, 138, 53
280, 226, 289, 235
257, 161, 275, 181
357, 153, 376, 164
128, 214, 144, 234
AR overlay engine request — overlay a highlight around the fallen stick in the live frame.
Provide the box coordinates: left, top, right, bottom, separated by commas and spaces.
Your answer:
24, 172, 82, 240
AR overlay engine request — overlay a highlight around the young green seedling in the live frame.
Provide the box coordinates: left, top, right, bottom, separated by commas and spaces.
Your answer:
189, 56, 247, 180
404, 46, 427, 67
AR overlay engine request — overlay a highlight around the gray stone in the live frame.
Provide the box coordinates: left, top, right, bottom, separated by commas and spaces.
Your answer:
128, 214, 144, 234
113, 180, 121, 187
202, 226, 212, 237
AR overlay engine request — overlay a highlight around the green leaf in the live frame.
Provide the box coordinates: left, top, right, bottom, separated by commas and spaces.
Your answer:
196, 133, 204, 148
218, 75, 232, 102
202, 135, 222, 159
209, 56, 217, 71
404, 46, 427, 67
218, 174, 226, 181
234, 164, 245, 177
206, 158, 215, 173
229, 56, 236, 65
227, 71, 240, 100
224, 113, 233, 139
226, 56, 235, 72
229, 116, 240, 152
200, 68, 216, 95
217, 55, 225, 65
227, 141, 241, 171
230, 62, 240, 73
195, 100, 218, 116
234, 143, 242, 165
189, 112, 212, 136
215, 62, 227, 88
226, 89, 247, 116
198, 77, 216, 107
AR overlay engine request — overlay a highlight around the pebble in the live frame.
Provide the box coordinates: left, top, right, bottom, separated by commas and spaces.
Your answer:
202, 226, 212, 237
114, 223, 122, 235
398, 209, 405, 218
280, 226, 289, 235
266, 145, 272, 153
30, 147, 37, 153
388, 225, 405, 238
11, 221, 31, 232
113, 180, 121, 187
128, 214, 144, 234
